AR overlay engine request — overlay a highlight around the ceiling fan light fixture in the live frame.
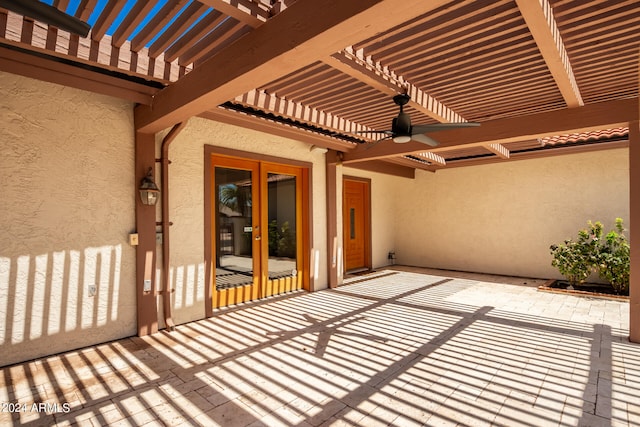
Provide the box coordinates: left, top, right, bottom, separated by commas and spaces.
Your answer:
393, 135, 411, 143
369, 94, 481, 148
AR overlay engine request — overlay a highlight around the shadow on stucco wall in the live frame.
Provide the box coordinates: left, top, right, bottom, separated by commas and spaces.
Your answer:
0, 244, 136, 367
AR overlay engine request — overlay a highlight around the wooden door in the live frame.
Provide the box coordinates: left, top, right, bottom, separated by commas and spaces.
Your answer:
210, 155, 308, 309
343, 178, 370, 272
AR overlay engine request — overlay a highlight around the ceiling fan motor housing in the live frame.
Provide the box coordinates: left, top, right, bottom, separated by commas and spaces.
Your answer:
386, 93, 479, 145
393, 93, 411, 106
391, 94, 412, 142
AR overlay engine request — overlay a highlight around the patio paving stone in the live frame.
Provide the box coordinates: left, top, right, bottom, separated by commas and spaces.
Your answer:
1, 266, 638, 426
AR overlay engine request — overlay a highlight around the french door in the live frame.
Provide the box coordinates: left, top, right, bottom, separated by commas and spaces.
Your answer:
211, 155, 306, 308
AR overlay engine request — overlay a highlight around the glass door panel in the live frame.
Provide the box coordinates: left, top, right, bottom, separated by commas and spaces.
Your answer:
215, 167, 253, 286
262, 164, 303, 297
212, 157, 260, 307
267, 173, 297, 277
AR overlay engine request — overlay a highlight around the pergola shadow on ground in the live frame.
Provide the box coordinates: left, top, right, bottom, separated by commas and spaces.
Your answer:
1, 268, 637, 426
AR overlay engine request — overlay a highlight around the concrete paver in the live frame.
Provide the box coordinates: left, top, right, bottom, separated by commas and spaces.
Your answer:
1, 267, 638, 426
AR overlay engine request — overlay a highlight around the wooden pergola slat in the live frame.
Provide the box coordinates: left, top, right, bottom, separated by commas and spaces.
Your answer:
327, 48, 468, 123
130, 0, 190, 53
91, 0, 127, 41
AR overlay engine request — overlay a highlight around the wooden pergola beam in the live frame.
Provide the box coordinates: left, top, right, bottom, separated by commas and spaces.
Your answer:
198, 0, 269, 28
0, 44, 156, 105
630, 119, 640, 342
134, 0, 450, 134
515, 0, 583, 107
426, 140, 628, 171
341, 97, 638, 163
344, 159, 416, 179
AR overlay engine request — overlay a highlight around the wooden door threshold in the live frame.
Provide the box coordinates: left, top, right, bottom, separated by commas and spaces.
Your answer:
345, 267, 372, 276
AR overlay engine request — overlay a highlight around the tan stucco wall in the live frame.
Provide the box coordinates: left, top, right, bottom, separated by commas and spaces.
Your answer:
0, 72, 137, 366
157, 117, 329, 326
2, 70, 629, 365
393, 150, 630, 279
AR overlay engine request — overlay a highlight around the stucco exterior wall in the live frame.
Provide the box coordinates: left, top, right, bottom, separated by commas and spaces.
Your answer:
1, 70, 630, 365
158, 117, 328, 326
0, 72, 136, 366
393, 150, 630, 279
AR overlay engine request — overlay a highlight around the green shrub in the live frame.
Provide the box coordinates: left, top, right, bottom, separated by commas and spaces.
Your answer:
550, 218, 629, 295
597, 218, 630, 295
550, 221, 602, 286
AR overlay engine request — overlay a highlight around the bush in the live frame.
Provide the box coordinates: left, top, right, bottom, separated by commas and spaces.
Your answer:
597, 218, 630, 294
550, 221, 602, 286
550, 218, 629, 295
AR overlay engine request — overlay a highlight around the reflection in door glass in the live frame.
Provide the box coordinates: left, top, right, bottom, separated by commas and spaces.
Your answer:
215, 167, 254, 290
267, 173, 297, 279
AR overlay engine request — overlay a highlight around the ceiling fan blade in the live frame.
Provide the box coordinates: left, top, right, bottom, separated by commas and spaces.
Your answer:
412, 122, 480, 134
352, 130, 392, 134
0, 0, 91, 37
350, 130, 392, 142
411, 133, 440, 147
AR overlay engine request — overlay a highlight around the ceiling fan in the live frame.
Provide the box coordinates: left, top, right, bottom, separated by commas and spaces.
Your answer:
359, 93, 480, 147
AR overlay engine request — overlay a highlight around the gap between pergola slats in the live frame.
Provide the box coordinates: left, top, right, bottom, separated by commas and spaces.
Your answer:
0, 0, 275, 84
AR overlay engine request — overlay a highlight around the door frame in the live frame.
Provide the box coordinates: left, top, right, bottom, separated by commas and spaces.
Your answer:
342, 176, 372, 273
204, 146, 313, 315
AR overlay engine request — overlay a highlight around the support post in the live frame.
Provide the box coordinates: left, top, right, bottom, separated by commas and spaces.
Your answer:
135, 130, 159, 336
326, 150, 339, 288
629, 120, 640, 342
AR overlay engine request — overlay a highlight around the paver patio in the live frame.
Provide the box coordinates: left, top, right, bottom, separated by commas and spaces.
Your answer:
1, 267, 638, 426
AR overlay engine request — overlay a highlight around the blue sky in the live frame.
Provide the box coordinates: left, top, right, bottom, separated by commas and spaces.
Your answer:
42, 0, 198, 47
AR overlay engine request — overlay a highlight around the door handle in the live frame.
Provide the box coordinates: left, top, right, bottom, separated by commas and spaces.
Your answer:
255, 236, 261, 240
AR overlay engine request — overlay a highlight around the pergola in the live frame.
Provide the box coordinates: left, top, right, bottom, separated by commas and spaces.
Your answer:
1, 0, 639, 337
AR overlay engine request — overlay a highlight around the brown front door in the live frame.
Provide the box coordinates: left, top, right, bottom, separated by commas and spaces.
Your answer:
343, 178, 370, 272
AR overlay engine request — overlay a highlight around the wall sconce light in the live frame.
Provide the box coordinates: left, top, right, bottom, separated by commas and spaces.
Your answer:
309, 144, 328, 154
139, 167, 160, 206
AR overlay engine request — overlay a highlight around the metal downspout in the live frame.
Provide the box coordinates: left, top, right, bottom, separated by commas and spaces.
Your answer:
159, 122, 187, 331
